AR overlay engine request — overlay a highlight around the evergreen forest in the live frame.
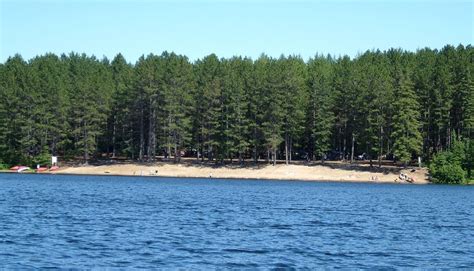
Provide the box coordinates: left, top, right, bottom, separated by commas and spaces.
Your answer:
0, 44, 472, 168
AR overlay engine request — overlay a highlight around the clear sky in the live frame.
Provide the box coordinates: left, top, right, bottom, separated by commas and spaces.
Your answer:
0, 0, 472, 63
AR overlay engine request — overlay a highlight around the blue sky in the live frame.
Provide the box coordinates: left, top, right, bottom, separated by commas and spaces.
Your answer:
0, 0, 472, 63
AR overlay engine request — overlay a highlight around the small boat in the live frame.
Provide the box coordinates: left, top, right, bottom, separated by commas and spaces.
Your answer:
17, 166, 30, 173
10, 166, 20, 170
49, 166, 60, 171
36, 167, 48, 172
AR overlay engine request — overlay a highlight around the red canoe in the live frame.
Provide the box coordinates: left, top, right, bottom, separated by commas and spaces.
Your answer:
50, 166, 60, 171
36, 167, 48, 172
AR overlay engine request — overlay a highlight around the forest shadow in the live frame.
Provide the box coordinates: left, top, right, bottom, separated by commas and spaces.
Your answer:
306, 161, 403, 174
81, 156, 407, 175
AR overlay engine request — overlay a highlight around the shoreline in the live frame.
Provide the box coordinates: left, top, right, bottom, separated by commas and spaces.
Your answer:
2, 161, 430, 184
0, 171, 423, 185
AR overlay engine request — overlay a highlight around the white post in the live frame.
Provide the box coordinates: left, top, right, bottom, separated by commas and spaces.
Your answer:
51, 156, 58, 166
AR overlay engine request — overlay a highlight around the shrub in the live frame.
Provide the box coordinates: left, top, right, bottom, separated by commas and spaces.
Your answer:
429, 138, 470, 184
464, 139, 473, 179
32, 150, 51, 167
430, 164, 466, 184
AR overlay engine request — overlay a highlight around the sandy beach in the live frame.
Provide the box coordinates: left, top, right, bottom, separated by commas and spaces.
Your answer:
53, 160, 430, 184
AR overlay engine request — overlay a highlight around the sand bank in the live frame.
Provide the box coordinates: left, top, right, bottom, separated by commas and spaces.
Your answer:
54, 161, 429, 184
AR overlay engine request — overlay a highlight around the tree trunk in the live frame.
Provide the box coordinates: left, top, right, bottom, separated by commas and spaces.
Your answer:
289, 136, 292, 163
253, 127, 258, 164
200, 145, 204, 162
130, 127, 135, 160
52, 137, 57, 157
174, 142, 177, 163
378, 125, 383, 168
338, 126, 342, 159
447, 124, 451, 148
208, 144, 212, 161
139, 108, 144, 161
350, 133, 355, 163
437, 131, 441, 152
177, 143, 181, 163
285, 132, 289, 165
84, 121, 89, 164
112, 115, 117, 158
200, 133, 204, 162
273, 149, 276, 166
147, 102, 156, 161
168, 116, 172, 161
343, 121, 347, 161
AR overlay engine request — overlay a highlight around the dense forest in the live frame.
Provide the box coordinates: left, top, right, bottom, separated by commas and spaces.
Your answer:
0, 44, 472, 167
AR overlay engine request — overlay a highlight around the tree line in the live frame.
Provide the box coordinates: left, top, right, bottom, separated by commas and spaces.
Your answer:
0, 44, 472, 167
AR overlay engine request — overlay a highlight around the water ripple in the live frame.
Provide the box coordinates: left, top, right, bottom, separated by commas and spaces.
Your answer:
0, 173, 472, 268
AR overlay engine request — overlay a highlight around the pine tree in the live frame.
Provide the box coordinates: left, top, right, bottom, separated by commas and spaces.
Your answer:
413, 48, 437, 158
332, 56, 357, 162
391, 68, 422, 164
225, 57, 252, 163
67, 53, 113, 163
134, 54, 163, 161
29, 54, 70, 158
357, 51, 392, 166
192, 54, 222, 162
0, 55, 34, 164
431, 47, 455, 151
108, 53, 134, 158
161, 52, 194, 162
450, 45, 473, 140
278, 55, 307, 164
261, 57, 285, 165
465, 74, 474, 139
247, 55, 267, 164
306, 55, 334, 161
0, 63, 7, 163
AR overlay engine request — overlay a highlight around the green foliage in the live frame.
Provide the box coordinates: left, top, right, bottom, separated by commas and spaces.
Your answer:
429, 139, 470, 184
192, 54, 223, 161
108, 53, 134, 158
161, 52, 194, 162
391, 68, 422, 164
463, 139, 473, 179
430, 163, 466, 184
356, 51, 392, 163
306, 55, 334, 159
0, 44, 472, 168
32, 149, 52, 167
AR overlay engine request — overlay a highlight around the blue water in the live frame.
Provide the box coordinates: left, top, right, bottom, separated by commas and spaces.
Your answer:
0, 173, 472, 268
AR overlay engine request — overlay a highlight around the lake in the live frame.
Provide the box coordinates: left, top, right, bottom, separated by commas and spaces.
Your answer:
0, 173, 472, 268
